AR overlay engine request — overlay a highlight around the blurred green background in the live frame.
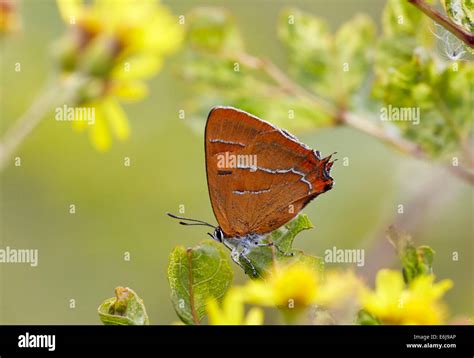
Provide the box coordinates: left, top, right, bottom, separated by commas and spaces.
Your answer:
0, 0, 472, 324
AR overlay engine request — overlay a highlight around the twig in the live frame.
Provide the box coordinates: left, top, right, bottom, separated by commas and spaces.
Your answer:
234, 52, 474, 185
0, 75, 87, 171
408, 0, 474, 48
337, 112, 472, 185
342, 111, 425, 158
234, 52, 336, 116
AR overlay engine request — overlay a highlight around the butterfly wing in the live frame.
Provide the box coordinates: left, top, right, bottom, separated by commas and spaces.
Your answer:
205, 106, 334, 237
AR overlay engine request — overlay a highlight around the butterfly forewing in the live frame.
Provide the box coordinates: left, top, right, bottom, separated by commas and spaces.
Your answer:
205, 107, 334, 238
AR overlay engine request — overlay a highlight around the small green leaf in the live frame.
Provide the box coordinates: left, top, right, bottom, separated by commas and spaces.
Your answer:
373, 0, 473, 159
278, 7, 332, 95
356, 309, 380, 325
168, 240, 233, 325
241, 214, 324, 278
186, 7, 244, 54
278, 8, 376, 105
387, 226, 435, 284
98, 287, 149, 325
455, 0, 474, 56
443, 0, 474, 33
418, 245, 435, 274
334, 14, 376, 96
272, 213, 313, 252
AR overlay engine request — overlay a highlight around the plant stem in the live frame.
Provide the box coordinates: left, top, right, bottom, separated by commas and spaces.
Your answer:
234, 52, 474, 185
186, 248, 200, 325
234, 52, 336, 116
342, 111, 425, 158
408, 0, 474, 48
0, 74, 87, 172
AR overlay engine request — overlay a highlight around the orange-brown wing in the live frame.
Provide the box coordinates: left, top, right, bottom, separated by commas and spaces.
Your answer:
205, 106, 334, 238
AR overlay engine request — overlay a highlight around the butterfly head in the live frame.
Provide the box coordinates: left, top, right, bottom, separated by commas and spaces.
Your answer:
211, 227, 225, 243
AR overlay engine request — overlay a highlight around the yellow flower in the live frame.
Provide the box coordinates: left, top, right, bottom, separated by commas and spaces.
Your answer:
361, 269, 453, 325
55, 0, 183, 150
244, 263, 319, 309
206, 288, 264, 325
316, 269, 363, 308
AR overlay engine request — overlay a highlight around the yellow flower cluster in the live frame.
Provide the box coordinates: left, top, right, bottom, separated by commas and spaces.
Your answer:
56, 0, 183, 150
207, 288, 264, 325
206, 263, 363, 325
206, 264, 453, 325
361, 269, 453, 325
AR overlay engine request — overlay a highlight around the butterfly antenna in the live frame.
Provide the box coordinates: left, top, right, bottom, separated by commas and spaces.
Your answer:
166, 213, 216, 229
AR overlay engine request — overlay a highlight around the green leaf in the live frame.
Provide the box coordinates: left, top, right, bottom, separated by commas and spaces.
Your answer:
334, 14, 376, 96
186, 7, 244, 54
356, 309, 380, 325
241, 214, 324, 278
448, 0, 474, 55
382, 0, 426, 38
418, 245, 435, 273
278, 8, 375, 107
180, 6, 337, 133
278, 7, 332, 94
387, 226, 435, 284
272, 213, 313, 252
373, 0, 473, 158
373, 62, 470, 156
168, 240, 233, 325
443, 0, 474, 33
98, 287, 149, 325
278, 8, 376, 105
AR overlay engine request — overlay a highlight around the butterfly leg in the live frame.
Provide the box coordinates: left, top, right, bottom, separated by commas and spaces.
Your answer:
274, 244, 294, 257
230, 247, 257, 277
230, 248, 246, 271
232, 244, 257, 277
239, 252, 258, 277
254, 241, 294, 257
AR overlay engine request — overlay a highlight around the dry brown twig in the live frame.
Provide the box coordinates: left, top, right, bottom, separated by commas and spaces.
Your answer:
408, 0, 474, 48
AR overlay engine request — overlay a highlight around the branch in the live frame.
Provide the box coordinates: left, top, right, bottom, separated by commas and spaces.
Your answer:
408, 0, 474, 48
234, 52, 336, 115
234, 52, 474, 185
237, 53, 337, 115
342, 111, 425, 158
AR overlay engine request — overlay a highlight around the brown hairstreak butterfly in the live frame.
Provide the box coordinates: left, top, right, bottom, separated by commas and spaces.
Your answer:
168, 106, 334, 276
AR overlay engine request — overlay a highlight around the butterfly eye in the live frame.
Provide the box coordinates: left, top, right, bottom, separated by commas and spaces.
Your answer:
214, 228, 224, 243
